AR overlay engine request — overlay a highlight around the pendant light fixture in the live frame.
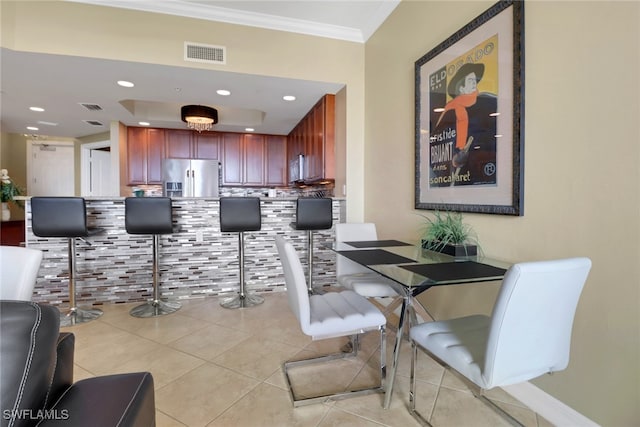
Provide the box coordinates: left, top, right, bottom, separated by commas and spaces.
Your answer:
181, 105, 218, 132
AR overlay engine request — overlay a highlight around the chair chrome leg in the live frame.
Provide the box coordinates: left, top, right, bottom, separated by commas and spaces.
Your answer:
408, 339, 434, 426
221, 231, 264, 309
411, 341, 525, 427
130, 235, 181, 317
60, 237, 102, 327
284, 327, 386, 407
475, 390, 524, 427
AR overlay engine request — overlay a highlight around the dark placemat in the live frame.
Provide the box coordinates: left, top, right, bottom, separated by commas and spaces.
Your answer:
400, 261, 507, 282
336, 249, 416, 265
344, 240, 412, 248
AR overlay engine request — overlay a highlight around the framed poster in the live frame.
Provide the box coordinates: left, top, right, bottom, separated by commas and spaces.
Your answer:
415, 0, 524, 215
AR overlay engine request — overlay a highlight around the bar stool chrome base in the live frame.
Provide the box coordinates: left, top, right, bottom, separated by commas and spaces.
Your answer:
309, 286, 326, 296
130, 300, 181, 318
60, 307, 103, 327
220, 292, 264, 309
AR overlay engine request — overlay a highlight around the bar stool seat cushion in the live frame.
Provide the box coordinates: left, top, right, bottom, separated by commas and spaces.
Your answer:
220, 197, 261, 232
125, 197, 173, 235
31, 197, 89, 237
292, 198, 333, 230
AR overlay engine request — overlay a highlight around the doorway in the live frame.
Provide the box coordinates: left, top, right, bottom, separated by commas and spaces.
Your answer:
27, 140, 75, 196
81, 141, 113, 196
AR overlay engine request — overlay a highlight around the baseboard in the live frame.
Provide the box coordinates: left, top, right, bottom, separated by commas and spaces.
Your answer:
502, 382, 599, 427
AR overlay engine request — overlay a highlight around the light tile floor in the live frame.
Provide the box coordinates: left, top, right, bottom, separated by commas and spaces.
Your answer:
62, 293, 553, 427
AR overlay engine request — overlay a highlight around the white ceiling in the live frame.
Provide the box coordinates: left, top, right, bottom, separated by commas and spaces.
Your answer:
0, 1, 400, 138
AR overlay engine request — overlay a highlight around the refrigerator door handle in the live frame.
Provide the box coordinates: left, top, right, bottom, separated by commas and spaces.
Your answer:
185, 168, 191, 197
190, 169, 196, 197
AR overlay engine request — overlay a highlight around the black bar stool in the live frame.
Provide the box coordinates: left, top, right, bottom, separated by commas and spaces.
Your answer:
291, 197, 333, 294
125, 197, 181, 317
219, 197, 264, 309
31, 197, 103, 326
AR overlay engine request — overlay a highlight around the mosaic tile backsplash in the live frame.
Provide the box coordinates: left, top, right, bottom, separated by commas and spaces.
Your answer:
26, 198, 345, 307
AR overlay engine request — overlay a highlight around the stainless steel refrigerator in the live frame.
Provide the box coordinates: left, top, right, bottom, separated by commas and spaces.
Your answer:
162, 158, 219, 197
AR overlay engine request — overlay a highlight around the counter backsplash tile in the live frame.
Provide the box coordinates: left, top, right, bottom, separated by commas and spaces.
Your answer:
124, 184, 334, 199
26, 198, 343, 307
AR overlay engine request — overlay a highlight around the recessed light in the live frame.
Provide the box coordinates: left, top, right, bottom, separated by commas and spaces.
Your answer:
283, 95, 296, 101
138, 121, 150, 126
245, 128, 255, 132
26, 126, 39, 131
217, 89, 231, 96
30, 107, 45, 112
117, 80, 134, 88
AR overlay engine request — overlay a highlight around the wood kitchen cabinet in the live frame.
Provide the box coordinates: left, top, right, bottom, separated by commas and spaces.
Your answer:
221, 133, 287, 186
265, 135, 287, 186
287, 94, 335, 182
221, 133, 242, 185
127, 127, 164, 185
195, 132, 221, 160
127, 126, 285, 188
165, 129, 220, 160
243, 134, 265, 186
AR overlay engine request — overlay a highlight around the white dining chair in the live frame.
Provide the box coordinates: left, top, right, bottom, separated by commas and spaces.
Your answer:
409, 257, 592, 426
275, 235, 387, 407
0, 245, 43, 301
335, 223, 434, 326
335, 222, 400, 299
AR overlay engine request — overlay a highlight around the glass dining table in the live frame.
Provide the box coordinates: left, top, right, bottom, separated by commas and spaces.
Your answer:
331, 239, 511, 409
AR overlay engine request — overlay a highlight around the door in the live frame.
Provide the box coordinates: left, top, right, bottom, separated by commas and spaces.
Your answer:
190, 159, 219, 197
162, 158, 191, 197
81, 141, 113, 196
222, 133, 242, 185
88, 149, 111, 196
27, 142, 74, 196
265, 135, 286, 186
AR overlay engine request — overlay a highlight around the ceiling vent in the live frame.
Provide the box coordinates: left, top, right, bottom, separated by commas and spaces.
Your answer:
184, 42, 226, 65
79, 103, 103, 111
83, 120, 104, 127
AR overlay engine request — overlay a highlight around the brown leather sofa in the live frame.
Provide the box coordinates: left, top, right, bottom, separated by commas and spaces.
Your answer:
0, 301, 155, 427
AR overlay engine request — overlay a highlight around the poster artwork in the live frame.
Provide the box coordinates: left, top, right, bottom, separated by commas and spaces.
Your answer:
428, 35, 499, 188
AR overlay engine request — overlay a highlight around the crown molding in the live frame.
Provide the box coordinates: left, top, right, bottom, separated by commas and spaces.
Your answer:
66, 0, 394, 43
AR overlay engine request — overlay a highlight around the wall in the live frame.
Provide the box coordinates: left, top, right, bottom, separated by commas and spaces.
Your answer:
0, 132, 28, 220
0, 0, 366, 220
365, 1, 639, 426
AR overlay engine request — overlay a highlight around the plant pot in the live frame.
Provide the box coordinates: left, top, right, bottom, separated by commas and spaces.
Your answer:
421, 239, 477, 257
1, 202, 10, 222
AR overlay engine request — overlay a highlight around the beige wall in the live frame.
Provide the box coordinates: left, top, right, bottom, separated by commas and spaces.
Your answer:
0, 0, 367, 219
0, 132, 28, 220
365, 1, 639, 425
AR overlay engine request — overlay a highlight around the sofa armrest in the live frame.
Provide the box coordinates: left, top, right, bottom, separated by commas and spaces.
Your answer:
48, 332, 75, 407
41, 372, 155, 427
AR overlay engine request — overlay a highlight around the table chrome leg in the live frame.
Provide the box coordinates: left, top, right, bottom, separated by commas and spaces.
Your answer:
384, 293, 409, 409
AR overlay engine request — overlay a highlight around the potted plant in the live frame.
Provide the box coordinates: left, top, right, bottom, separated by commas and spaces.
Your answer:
1, 169, 24, 221
419, 210, 480, 257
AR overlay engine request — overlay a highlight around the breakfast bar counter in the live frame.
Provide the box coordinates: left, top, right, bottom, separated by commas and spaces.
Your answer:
25, 197, 345, 307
